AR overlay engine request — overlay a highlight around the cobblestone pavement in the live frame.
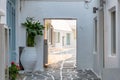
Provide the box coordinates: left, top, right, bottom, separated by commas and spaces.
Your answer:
18, 49, 100, 80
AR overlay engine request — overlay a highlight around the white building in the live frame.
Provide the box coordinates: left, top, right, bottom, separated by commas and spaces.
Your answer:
18, 0, 94, 71
0, 0, 120, 80
47, 20, 76, 48
100, 0, 120, 79
91, 0, 120, 79
0, 1, 9, 79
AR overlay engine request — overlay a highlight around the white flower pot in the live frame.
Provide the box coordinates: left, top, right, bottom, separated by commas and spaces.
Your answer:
20, 47, 37, 72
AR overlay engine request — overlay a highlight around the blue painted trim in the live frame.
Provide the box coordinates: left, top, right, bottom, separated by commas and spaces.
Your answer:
7, 0, 16, 63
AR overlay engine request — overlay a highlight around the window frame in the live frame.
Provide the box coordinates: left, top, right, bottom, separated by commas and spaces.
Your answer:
109, 7, 116, 55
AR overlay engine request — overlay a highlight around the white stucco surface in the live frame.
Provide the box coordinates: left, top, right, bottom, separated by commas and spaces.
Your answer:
0, 0, 6, 24
104, 0, 120, 68
0, 0, 7, 79
0, 0, 120, 79
18, 1, 94, 70
0, 24, 6, 80
101, 0, 120, 79
103, 68, 120, 80
92, 0, 120, 78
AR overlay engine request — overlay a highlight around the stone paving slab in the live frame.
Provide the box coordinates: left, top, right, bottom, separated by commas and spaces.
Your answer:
18, 49, 101, 80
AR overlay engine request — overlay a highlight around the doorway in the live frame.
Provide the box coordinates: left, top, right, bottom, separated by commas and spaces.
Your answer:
44, 18, 77, 68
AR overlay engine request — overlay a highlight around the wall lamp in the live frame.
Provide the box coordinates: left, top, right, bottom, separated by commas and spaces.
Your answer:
93, 7, 98, 13
92, 0, 106, 13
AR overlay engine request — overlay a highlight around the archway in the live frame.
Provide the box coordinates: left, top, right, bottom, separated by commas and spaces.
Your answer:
44, 18, 77, 68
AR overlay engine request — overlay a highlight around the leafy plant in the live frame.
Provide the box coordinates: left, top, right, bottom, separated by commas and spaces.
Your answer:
9, 62, 20, 80
22, 17, 44, 47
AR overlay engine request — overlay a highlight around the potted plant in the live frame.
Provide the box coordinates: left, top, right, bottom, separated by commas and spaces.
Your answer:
20, 17, 44, 72
9, 62, 20, 80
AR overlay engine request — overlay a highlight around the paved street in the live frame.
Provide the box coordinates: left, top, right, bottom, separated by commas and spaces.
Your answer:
18, 49, 100, 80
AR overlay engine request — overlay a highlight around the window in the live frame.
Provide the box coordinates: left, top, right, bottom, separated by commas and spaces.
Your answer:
56, 32, 60, 43
66, 33, 70, 45
111, 10, 116, 55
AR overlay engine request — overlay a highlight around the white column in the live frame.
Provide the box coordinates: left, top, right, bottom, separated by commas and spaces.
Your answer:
0, 24, 5, 80
34, 35, 44, 71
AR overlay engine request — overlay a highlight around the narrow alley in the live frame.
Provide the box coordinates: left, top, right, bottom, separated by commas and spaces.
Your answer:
1, 0, 120, 80
18, 49, 100, 80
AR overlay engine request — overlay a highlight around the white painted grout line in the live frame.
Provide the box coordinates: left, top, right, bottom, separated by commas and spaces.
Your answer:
71, 78, 73, 80
47, 73, 55, 80
23, 76, 27, 80
60, 60, 64, 80
74, 62, 76, 68
90, 68, 101, 79
60, 50, 66, 80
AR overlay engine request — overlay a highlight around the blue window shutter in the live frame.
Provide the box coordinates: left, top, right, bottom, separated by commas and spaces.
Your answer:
7, 0, 16, 63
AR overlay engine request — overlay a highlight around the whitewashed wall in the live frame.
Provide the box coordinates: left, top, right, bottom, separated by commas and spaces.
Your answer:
102, 0, 120, 80
0, 0, 7, 80
0, 25, 6, 80
104, 0, 120, 68
0, 0, 6, 24
17, 1, 95, 70
92, 0, 101, 76
92, 0, 120, 78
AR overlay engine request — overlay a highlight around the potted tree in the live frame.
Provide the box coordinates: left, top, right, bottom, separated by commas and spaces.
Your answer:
20, 17, 44, 72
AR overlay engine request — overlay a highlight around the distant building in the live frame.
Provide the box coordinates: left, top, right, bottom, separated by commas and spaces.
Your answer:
46, 20, 76, 48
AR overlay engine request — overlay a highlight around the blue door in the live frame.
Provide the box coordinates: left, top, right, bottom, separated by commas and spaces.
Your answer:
7, 0, 16, 63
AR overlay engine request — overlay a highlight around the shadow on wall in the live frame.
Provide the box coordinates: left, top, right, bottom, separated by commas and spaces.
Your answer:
19, 47, 24, 70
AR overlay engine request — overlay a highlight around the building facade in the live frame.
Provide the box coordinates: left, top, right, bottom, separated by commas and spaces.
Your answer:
0, 0, 120, 80
92, 0, 120, 79
102, 0, 120, 79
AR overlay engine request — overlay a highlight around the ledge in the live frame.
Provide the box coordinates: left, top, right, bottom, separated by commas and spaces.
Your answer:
0, 9, 5, 16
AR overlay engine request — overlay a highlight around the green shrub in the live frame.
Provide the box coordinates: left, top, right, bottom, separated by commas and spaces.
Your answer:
9, 62, 20, 80
22, 17, 44, 47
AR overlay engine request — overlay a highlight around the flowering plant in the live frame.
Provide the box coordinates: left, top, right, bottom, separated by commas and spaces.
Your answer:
9, 62, 20, 80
